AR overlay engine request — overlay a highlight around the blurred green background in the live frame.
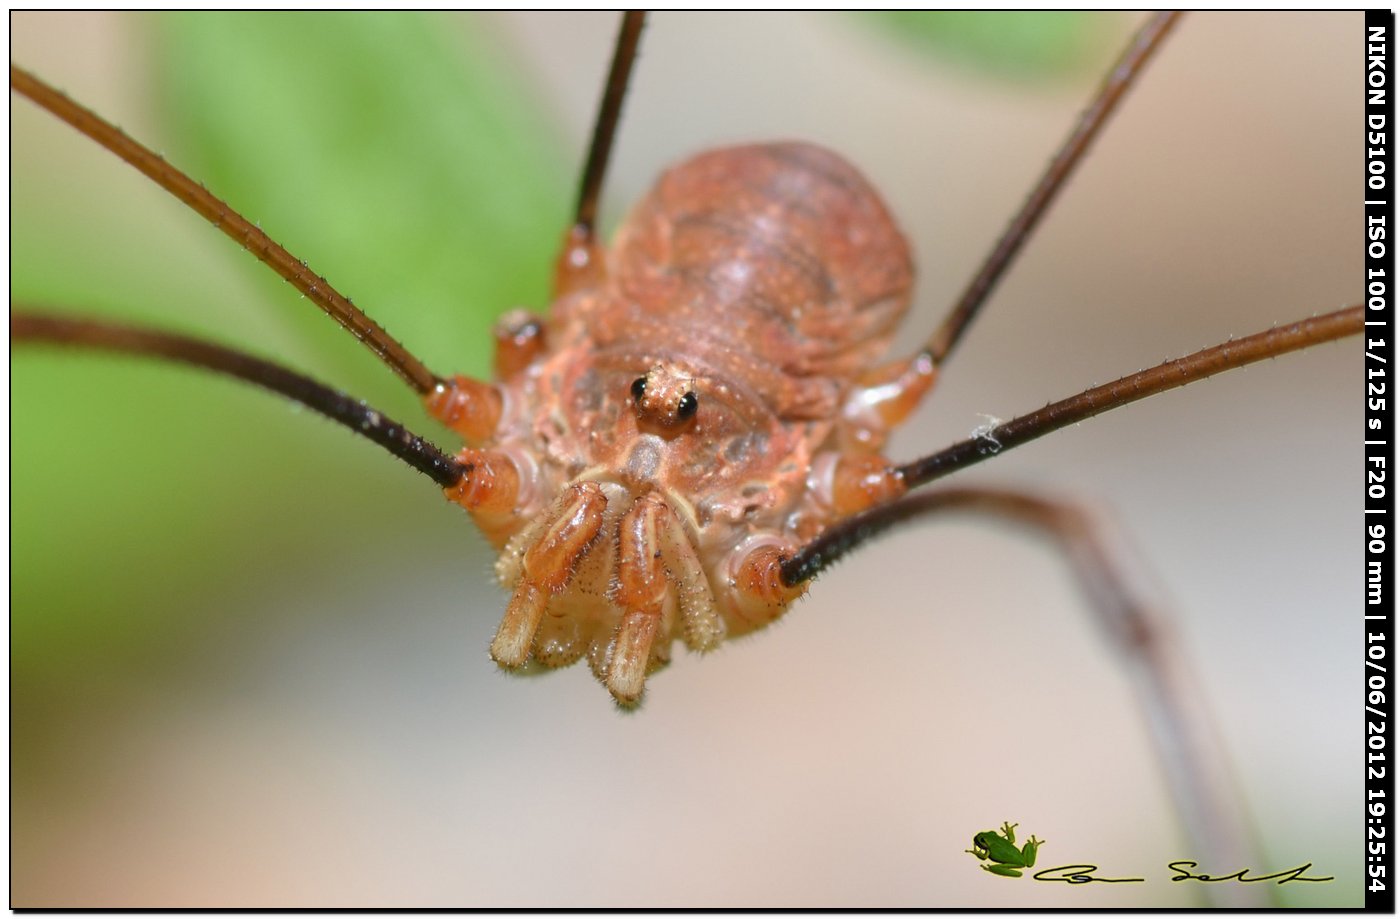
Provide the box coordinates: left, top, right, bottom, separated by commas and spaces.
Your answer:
12, 12, 1359, 907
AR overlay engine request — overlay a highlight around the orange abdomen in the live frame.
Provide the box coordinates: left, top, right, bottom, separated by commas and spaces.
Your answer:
604, 142, 915, 387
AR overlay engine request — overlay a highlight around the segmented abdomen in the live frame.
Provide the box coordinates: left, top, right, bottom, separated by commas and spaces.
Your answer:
603, 142, 915, 393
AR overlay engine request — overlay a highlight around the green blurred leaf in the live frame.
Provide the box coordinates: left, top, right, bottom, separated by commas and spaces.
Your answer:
151, 12, 569, 379
862, 12, 1116, 81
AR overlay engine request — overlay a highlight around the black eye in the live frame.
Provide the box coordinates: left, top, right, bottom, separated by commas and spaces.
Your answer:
676, 391, 698, 420
630, 376, 647, 401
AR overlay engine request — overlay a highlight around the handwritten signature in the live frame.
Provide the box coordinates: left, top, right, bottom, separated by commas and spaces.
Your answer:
1028, 862, 1334, 885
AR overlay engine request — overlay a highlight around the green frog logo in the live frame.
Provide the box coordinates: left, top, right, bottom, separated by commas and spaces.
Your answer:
965, 822, 1044, 877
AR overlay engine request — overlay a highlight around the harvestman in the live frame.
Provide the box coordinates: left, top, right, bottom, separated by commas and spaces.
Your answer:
11, 12, 1360, 904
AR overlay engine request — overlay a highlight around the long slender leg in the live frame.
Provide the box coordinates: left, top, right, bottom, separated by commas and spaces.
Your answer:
10, 66, 443, 395
553, 11, 647, 298
923, 12, 1182, 368
776, 304, 1373, 541
891, 306, 1362, 494
828, 14, 1180, 447
11, 310, 464, 487
786, 485, 1269, 908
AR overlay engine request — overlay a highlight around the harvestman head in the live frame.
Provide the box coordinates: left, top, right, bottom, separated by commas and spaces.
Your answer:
11, 12, 1360, 905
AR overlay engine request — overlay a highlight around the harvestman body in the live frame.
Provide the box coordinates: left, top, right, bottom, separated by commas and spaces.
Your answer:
428, 141, 929, 703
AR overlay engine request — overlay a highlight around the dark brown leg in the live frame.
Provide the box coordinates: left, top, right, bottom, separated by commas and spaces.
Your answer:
553, 11, 647, 297
789, 485, 1270, 907
816, 305, 1360, 503
11, 310, 465, 488
923, 12, 1182, 368
11, 65, 444, 395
